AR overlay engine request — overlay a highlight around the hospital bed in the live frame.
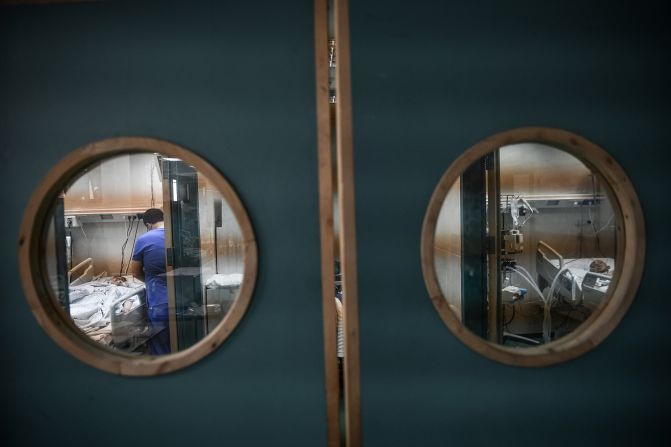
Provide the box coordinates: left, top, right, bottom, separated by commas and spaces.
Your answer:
67, 268, 243, 347
68, 275, 149, 352
536, 241, 614, 308
204, 273, 242, 332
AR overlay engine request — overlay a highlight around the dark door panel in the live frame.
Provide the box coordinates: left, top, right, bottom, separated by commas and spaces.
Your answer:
350, 1, 670, 445
0, 1, 326, 446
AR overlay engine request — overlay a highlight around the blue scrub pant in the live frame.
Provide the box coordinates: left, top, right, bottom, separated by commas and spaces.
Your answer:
148, 304, 171, 355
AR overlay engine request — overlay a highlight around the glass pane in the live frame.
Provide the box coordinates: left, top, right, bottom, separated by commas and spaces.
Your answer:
434, 143, 618, 347
43, 152, 244, 356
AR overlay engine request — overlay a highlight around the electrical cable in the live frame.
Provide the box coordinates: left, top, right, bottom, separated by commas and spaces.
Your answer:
150, 163, 156, 208
503, 302, 516, 327
553, 300, 589, 334
78, 222, 92, 261
119, 216, 135, 275
594, 215, 615, 234
80, 222, 88, 241
125, 218, 141, 275
588, 175, 617, 257
590, 175, 600, 257
588, 206, 614, 235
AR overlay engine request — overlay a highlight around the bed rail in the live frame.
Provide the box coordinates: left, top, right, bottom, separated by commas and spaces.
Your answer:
582, 271, 612, 306
109, 285, 148, 351
69, 258, 93, 283
70, 259, 94, 286
537, 241, 563, 270
109, 286, 146, 312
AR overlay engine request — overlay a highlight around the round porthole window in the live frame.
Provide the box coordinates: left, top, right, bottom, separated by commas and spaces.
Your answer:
421, 128, 645, 366
18, 137, 257, 375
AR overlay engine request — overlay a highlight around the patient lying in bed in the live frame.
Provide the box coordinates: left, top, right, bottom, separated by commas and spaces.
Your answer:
589, 259, 611, 275
69, 276, 145, 345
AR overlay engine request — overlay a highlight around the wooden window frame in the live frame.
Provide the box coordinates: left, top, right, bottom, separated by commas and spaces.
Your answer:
421, 127, 646, 367
18, 136, 258, 376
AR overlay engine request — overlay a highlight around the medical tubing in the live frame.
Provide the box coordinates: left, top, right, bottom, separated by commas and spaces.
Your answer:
506, 265, 533, 288
509, 269, 544, 301
511, 265, 542, 296
594, 215, 614, 234
507, 269, 545, 309
587, 205, 615, 235
509, 265, 545, 300
504, 264, 582, 343
510, 265, 561, 342
543, 266, 578, 342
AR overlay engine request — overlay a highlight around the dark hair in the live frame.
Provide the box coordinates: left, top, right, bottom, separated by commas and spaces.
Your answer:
143, 208, 164, 225
589, 259, 610, 273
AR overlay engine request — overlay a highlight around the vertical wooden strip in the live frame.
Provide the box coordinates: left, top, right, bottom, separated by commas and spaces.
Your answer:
334, 0, 362, 445
161, 175, 179, 353
314, 0, 341, 446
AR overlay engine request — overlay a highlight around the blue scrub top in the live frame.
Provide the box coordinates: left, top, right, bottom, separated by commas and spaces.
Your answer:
132, 228, 168, 313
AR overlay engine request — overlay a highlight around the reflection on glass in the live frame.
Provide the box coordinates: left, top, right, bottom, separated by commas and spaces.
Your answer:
44, 153, 244, 355
434, 143, 618, 347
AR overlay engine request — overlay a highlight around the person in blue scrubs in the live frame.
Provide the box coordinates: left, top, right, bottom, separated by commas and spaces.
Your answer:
130, 208, 171, 355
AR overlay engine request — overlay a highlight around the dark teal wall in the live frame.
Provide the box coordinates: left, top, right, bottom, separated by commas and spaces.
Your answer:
350, 1, 670, 445
0, 1, 326, 446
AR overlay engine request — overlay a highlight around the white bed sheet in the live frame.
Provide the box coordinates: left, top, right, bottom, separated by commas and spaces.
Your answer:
69, 276, 144, 343
549, 257, 614, 289
205, 273, 243, 289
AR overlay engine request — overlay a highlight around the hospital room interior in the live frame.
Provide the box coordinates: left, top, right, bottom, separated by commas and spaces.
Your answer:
434, 143, 617, 346
43, 152, 244, 354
